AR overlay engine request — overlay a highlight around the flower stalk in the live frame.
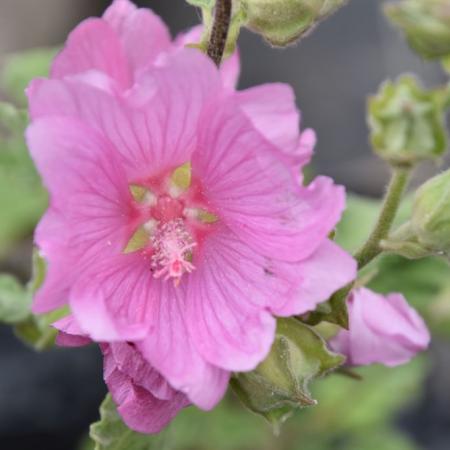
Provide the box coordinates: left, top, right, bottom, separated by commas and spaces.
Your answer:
207, 0, 232, 66
354, 167, 411, 269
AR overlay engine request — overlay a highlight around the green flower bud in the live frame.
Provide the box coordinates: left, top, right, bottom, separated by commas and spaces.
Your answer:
385, 0, 450, 60
412, 169, 450, 254
368, 75, 448, 167
240, 0, 348, 47
231, 318, 344, 431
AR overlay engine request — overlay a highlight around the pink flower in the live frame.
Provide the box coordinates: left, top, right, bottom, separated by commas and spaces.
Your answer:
54, 317, 188, 433
26, 2, 356, 432
330, 288, 430, 367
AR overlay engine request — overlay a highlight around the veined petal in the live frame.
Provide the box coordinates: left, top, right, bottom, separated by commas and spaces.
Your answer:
104, 0, 171, 81
136, 281, 230, 410
187, 228, 278, 372
51, 18, 132, 89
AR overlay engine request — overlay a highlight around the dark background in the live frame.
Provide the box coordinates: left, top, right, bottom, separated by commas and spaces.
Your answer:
0, 1, 449, 449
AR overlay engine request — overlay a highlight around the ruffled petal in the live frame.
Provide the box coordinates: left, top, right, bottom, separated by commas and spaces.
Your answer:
51, 18, 132, 89
103, 344, 189, 434
103, 0, 171, 81
136, 281, 230, 410
28, 49, 221, 181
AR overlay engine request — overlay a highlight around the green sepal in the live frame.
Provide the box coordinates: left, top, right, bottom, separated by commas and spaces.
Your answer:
368, 75, 449, 167
231, 318, 345, 431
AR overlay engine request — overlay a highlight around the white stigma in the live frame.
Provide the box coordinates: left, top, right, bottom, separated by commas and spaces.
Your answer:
151, 219, 197, 286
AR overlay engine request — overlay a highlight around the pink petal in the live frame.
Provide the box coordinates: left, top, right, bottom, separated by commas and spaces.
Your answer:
103, 344, 189, 434
193, 98, 345, 261
136, 281, 230, 410
29, 49, 221, 181
236, 83, 301, 154
54, 315, 91, 347
27, 117, 133, 313
330, 288, 430, 367
186, 227, 277, 371
270, 240, 357, 316
69, 254, 154, 342
103, 0, 171, 82
51, 18, 132, 89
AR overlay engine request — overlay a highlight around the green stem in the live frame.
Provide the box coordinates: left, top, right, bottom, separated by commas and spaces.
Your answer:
354, 167, 411, 269
207, 0, 232, 66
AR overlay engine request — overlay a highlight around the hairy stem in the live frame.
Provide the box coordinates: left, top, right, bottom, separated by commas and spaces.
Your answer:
207, 0, 232, 66
354, 167, 411, 269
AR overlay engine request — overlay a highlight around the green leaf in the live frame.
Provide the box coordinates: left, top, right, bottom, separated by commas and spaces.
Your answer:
231, 318, 344, 431
90, 395, 169, 450
0, 101, 47, 258
0, 274, 31, 324
2, 47, 58, 105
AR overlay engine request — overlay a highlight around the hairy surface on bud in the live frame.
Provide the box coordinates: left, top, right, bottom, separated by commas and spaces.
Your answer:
231, 318, 344, 430
240, 0, 348, 46
412, 169, 450, 253
385, 0, 450, 60
368, 75, 448, 167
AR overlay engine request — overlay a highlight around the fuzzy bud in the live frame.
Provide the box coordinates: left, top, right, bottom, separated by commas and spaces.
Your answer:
368, 75, 448, 167
240, 0, 348, 47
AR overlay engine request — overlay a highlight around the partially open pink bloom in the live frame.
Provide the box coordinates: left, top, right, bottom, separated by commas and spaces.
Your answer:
54, 316, 188, 433
330, 288, 430, 367
26, 4, 356, 432
103, 342, 190, 433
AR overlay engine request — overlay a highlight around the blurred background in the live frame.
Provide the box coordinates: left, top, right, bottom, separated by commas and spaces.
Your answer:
0, 0, 449, 449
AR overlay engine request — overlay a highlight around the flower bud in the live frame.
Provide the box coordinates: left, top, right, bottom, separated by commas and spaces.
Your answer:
385, 0, 450, 60
368, 75, 448, 167
411, 169, 450, 254
241, 0, 348, 47
231, 318, 344, 431
330, 288, 430, 367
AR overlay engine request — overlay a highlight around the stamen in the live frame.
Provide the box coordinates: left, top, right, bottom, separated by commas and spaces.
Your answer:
151, 219, 197, 285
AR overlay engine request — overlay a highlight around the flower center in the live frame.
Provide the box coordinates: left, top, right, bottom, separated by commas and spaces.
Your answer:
125, 163, 219, 285
151, 218, 196, 286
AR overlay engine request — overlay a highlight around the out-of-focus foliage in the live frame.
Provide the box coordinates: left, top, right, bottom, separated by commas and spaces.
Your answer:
0, 48, 56, 258
0, 273, 31, 324
0, 250, 64, 350
2, 47, 57, 106
385, 0, 450, 61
